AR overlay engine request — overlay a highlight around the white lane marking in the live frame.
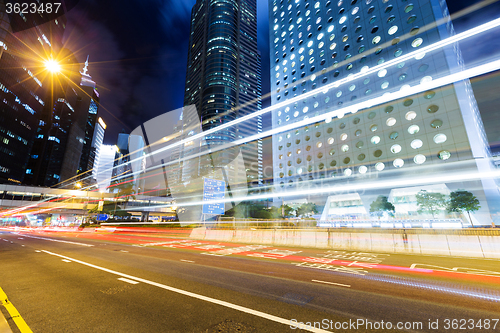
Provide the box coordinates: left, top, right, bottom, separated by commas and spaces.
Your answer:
120, 250, 129, 253
22, 235, 93, 247
180, 259, 195, 263
41, 250, 330, 333
312, 280, 351, 288
410, 263, 500, 278
118, 278, 139, 285
35, 250, 41, 253
18, 238, 24, 240
21, 245, 25, 247
62, 259, 72, 263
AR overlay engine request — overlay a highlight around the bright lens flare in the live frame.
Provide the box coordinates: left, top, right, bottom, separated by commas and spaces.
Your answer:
45, 59, 61, 73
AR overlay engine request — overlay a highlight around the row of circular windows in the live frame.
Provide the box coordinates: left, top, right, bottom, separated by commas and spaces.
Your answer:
276, 86, 434, 115
276, 76, 433, 118
274, 30, 423, 65
278, 121, 446, 151
276, 74, 431, 106
274, 13, 418, 46
274, 30, 422, 62
277, 96, 436, 123
277, 103, 442, 143
274, 0, 407, 9
278, 132, 449, 163
275, 69, 430, 106
274, 1, 415, 27
274, 37, 425, 89
274, 30, 422, 67
278, 150, 452, 181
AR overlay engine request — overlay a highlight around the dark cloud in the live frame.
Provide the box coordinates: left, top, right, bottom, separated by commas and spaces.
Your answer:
63, 6, 136, 139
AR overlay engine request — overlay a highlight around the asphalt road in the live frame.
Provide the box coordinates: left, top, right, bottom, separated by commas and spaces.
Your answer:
0, 229, 499, 333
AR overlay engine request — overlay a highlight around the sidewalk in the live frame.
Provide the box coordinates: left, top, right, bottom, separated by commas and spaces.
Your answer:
0, 311, 12, 333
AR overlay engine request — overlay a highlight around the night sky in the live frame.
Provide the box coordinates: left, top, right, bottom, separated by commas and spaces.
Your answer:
62, 0, 500, 155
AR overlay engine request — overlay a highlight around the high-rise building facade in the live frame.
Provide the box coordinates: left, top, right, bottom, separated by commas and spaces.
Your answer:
94, 144, 116, 193
184, 0, 263, 189
269, 0, 499, 225
90, 117, 106, 182
0, 1, 66, 184
74, 58, 102, 185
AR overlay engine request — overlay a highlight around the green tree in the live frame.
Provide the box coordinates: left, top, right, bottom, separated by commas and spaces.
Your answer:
369, 196, 395, 216
114, 180, 136, 201
296, 203, 318, 217
88, 201, 117, 214
282, 204, 295, 217
448, 190, 481, 226
415, 190, 447, 218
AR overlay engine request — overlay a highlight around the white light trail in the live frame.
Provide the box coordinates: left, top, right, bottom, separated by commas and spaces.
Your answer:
104, 57, 500, 186
124, 167, 500, 211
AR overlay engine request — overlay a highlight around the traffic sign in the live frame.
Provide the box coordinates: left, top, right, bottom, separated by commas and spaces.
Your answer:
202, 178, 225, 215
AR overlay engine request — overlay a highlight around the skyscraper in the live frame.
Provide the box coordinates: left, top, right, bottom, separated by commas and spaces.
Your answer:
94, 144, 116, 193
184, 0, 263, 189
74, 57, 102, 185
269, 0, 499, 225
0, 1, 66, 184
90, 117, 107, 183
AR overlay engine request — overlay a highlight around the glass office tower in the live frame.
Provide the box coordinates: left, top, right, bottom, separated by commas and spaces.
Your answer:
184, 0, 263, 190
269, 0, 499, 225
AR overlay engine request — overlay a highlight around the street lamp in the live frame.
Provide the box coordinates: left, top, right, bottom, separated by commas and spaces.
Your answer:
45, 59, 61, 73
75, 182, 82, 189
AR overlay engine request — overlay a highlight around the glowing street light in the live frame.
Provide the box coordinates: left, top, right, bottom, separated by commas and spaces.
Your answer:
75, 182, 82, 189
45, 59, 61, 73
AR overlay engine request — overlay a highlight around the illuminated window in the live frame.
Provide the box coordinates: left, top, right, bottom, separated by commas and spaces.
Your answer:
433, 134, 447, 144
393, 159, 404, 168
438, 150, 451, 160
408, 125, 419, 134
405, 111, 417, 121
388, 26, 398, 35
411, 139, 423, 149
391, 144, 401, 154
412, 37, 423, 47
414, 154, 426, 164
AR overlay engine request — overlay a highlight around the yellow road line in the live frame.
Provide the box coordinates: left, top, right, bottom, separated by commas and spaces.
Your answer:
0, 287, 33, 333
